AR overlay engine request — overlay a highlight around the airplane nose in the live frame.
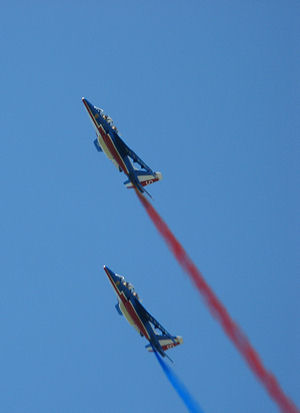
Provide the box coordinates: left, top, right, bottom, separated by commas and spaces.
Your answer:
103, 265, 119, 283
82, 97, 104, 124
82, 97, 94, 112
81, 97, 96, 115
103, 265, 113, 276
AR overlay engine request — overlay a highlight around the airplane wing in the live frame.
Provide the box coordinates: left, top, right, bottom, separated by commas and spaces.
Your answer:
134, 300, 174, 339
119, 139, 155, 174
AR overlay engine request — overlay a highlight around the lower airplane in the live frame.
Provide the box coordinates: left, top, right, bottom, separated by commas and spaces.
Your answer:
104, 265, 183, 362
82, 97, 162, 197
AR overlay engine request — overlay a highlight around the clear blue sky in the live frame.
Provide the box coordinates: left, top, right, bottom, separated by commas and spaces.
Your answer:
0, 1, 299, 412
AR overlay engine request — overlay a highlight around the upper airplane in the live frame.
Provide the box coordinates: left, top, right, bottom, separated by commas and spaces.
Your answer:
104, 265, 183, 362
82, 98, 162, 196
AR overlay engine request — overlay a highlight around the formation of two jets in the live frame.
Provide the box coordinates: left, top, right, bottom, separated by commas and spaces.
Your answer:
82, 98, 182, 360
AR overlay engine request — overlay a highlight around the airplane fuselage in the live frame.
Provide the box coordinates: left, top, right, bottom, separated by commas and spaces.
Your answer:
118, 300, 145, 335
104, 266, 183, 359
104, 266, 151, 340
82, 99, 130, 175
82, 97, 162, 196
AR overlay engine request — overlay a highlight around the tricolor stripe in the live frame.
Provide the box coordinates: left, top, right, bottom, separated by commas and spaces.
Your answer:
104, 267, 150, 339
82, 99, 129, 174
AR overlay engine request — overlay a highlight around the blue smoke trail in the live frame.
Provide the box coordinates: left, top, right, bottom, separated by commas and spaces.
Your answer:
153, 349, 205, 413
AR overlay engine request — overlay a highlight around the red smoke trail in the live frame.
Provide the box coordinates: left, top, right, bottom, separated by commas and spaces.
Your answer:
135, 189, 298, 413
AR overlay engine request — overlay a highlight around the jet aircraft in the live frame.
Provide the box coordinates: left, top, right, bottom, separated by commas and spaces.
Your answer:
104, 265, 183, 361
82, 98, 162, 196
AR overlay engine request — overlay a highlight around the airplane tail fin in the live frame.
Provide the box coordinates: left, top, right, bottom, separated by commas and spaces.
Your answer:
123, 171, 162, 189
145, 336, 183, 354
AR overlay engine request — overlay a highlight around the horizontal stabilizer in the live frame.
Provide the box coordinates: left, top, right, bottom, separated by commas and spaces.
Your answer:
124, 171, 162, 189
146, 336, 183, 353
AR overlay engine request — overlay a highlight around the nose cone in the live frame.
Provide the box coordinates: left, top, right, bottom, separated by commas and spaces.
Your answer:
82, 97, 102, 120
103, 265, 115, 279
82, 97, 92, 107
103, 265, 122, 285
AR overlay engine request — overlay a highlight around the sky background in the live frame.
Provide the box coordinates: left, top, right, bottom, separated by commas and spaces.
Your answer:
0, 1, 299, 412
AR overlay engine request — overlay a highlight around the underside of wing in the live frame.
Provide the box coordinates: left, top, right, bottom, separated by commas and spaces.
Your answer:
122, 142, 154, 174
145, 336, 183, 352
134, 300, 173, 338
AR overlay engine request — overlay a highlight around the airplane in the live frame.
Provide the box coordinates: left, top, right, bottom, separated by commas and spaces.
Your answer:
82, 97, 162, 196
103, 265, 183, 362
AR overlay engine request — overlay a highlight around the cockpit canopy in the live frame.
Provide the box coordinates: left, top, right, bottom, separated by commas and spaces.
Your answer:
94, 106, 103, 114
100, 112, 119, 133
122, 279, 140, 301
